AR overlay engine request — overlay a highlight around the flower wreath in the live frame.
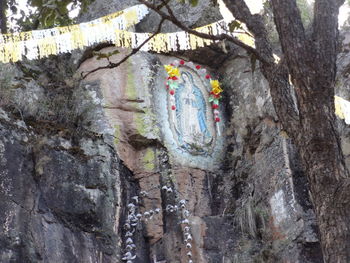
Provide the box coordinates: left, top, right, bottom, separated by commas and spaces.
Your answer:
164, 60, 223, 123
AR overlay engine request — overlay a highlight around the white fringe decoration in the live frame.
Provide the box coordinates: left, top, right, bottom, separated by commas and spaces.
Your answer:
0, 2, 256, 63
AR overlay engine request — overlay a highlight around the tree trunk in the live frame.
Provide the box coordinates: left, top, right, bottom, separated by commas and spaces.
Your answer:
222, 0, 350, 260
0, 0, 7, 34
262, 47, 350, 263
268, 0, 350, 260
293, 79, 350, 262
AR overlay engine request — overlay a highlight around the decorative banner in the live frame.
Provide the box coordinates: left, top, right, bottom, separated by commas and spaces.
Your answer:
0, 4, 149, 63
113, 19, 255, 53
2, 4, 348, 127
0, 2, 256, 64
139, 19, 255, 53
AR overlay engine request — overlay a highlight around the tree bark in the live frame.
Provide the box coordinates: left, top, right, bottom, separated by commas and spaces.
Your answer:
222, 0, 350, 261
270, 0, 350, 261
296, 81, 350, 262
0, 0, 7, 34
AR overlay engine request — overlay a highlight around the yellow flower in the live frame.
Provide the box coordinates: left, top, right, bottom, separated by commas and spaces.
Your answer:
164, 65, 180, 77
211, 80, 222, 95
164, 65, 173, 73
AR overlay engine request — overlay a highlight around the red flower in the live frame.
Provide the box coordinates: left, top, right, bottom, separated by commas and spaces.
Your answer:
210, 91, 214, 95
172, 76, 178, 80
205, 74, 211, 79
180, 60, 185, 65
171, 105, 176, 110
170, 90, 175, 95
212, 104, 219, 109
214, 94, 221, 99
196, 65, 201, 69
215, 117, 221, 122
170, 63, 174, 66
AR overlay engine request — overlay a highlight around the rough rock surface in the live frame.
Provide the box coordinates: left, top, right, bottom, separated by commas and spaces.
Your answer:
80, 0, 221, 33
1, 1, 350, 263
0, 109, 121, 262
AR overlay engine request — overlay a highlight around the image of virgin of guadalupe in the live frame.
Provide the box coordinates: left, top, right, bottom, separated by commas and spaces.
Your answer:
173, 70, 214, 154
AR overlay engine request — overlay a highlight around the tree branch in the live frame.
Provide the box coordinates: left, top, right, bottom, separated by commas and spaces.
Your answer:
269, 0, 309, 79
81, 18, 165, 79
267, 58, 301, 136
139, 0, 300, 133
312, 0, 344, 81
142, 0, 301, 132
138, 0, 268, 64
0, 0, 7, 33
222, 0, 275, 65
221, 0, 300, 132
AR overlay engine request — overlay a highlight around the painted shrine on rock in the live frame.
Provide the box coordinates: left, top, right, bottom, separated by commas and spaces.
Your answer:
167, 65, 216, 155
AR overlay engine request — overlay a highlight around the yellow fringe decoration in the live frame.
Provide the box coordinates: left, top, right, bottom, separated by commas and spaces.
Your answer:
188, 33, 198, 50
115, 30, 133, 48
150, 33, 168, 52
0, 4, 259, 63
123, 31, 133, 48
0, 5, 148, 63
124, 9, 138, 28
2, 42, 21, 63
70, 25, 85, 50
236, 33, 255, 48
196, 24, 214, 47
101, 10, 123, 23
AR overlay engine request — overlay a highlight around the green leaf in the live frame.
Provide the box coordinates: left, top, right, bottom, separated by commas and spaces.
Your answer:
209, 97, 214, 102
108, 50, 120, 56
57, 2, 69, 14
213, 99, 219, 105
169, 82, 178, 90
23, 0, 95, 29
92, 50, 120, 60
43, 10, 56, 27
228, 20, 242, 32
189, 0, 199, 6
30, 0, 43, 7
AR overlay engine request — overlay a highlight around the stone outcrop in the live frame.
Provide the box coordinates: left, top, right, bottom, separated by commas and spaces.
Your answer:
0, 108, 121, 262
1, 1, 350, 263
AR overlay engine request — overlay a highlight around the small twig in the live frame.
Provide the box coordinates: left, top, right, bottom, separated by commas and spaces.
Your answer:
81, 18, 165, 79
217, 20, 254, 39
156, 0, 172, 9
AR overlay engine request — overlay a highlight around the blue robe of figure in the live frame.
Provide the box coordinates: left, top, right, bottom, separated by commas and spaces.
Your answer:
175, 71, 211, 142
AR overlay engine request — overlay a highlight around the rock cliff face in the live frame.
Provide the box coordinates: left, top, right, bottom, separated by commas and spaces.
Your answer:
0, 1, 350, 263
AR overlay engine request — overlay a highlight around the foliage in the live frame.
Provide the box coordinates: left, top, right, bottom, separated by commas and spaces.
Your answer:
262, 0, 313, 46
31, 0, 94, 27
228, 20, 243, 32
7, 0, 94, 31
93, 50, 120, 60
177, 0, 200, 7
296, 0, 313, 27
